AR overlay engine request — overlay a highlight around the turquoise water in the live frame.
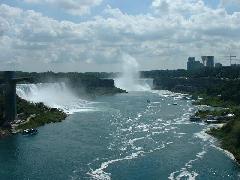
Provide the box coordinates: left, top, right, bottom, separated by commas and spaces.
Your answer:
0, 91, 239, 180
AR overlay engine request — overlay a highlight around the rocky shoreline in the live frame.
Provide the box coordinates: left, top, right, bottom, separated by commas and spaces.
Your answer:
149, 71, 240, 165
193, 104, 240, 164
164, 89, 240, 164
0, 97, 67, 139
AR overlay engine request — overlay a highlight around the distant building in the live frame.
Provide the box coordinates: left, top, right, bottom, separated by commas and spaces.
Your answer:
231, 64, 240, 67
187, 57, 195, 70
215, 63, 222, 68
201, 56, 214, 68
187, 57, 204, 71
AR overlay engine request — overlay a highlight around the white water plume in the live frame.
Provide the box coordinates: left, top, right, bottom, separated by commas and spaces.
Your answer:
16, 82, 97, 114
114, 54, 151, 91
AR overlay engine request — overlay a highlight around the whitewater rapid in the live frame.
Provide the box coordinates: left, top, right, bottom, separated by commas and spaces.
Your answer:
87, 91, 198, 180
1, 88, 238, 179
16, 82, 98, 114
84, 90, 239, 180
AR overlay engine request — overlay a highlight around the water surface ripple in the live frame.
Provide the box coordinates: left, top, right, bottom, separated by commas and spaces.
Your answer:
0, 91, 239, 180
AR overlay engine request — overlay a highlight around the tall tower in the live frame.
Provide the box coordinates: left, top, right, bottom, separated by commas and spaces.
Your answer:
201, 56, 214, 68
4, 71, 17, 124
187, 57, 195, 71
0, 71, 29, 127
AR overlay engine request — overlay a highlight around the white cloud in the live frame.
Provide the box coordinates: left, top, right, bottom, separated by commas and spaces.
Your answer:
220, 0, 240, 6
0, 3, 240, 72
151, 0, 207, 16
24, 0, 102, 15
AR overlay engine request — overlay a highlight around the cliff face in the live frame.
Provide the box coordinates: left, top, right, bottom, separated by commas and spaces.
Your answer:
68, 77, 115, 89
67, 77, 126, 98
0, 95, 4, 125
153, 76, 240, 105
0, 71, 127, 98
153, 77, 226, 93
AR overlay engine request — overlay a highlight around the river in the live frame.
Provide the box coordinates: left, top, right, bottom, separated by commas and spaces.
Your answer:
0, 89, 239, 179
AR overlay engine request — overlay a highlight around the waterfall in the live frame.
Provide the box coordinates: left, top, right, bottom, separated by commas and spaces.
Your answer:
16, 82, 97, 114
114, 54, 151, 91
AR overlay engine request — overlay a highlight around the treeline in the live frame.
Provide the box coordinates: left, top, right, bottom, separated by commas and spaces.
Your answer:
141, 66, 240, 79
0, 71, 115, 84
149, 67, 240, 105
11, 71, 113, 83
153, 77, 240, 105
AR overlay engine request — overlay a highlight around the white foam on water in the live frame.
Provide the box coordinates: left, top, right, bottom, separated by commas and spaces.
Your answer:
128, 137, 145, 145
151, 90, 190, 101
212, 145, 237, 162
137, 113, 142, 118
152, 102, 161, 104
196, 150, 207, 158
151, 90, 174, 97
194, 128, 216, 143
169, 149, 206, 180
17, 82, 98, 114
152, 126, 163, 130
88, 101, 181, 179
169, 170, 199, 180
136, 123, 150, 132
87, 151, 145, 180
194, 124, 240, 169
88, 139, 173, 180
152, 131, 164, 135
177, 132, 187, 135
89, 89, 211, 180
120, 126, 133, 132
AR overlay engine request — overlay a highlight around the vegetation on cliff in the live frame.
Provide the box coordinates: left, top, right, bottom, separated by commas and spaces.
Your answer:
16, 96, 67, 130
0, 94, 67, 137
141, 66, 240, 79
147, 66, 240, 163
208, 114, 240, 162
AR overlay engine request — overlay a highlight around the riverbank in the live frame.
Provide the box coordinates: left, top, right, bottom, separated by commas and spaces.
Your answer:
0, 71, 128, 138
193, 96, 240, 163
16, 96, 67, 130
151, 72, 240, 164
0, 96, 67, 138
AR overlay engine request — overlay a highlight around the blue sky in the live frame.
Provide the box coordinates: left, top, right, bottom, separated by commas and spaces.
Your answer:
1, 0, 223, 21
0, 0, 240, 72
1, 0, 155, 22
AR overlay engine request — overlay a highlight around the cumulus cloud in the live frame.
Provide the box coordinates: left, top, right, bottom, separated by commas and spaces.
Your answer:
220, 0, 240, 6
0, 2, 240, 71
151, 0, 207, 16
24, 0, 102, 15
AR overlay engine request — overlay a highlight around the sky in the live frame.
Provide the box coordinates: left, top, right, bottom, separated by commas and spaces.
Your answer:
0, 0, 240, 72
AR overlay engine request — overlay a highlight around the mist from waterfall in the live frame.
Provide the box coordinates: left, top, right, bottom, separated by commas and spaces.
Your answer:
16, 82, 97, 114
114, 54, 151, 91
